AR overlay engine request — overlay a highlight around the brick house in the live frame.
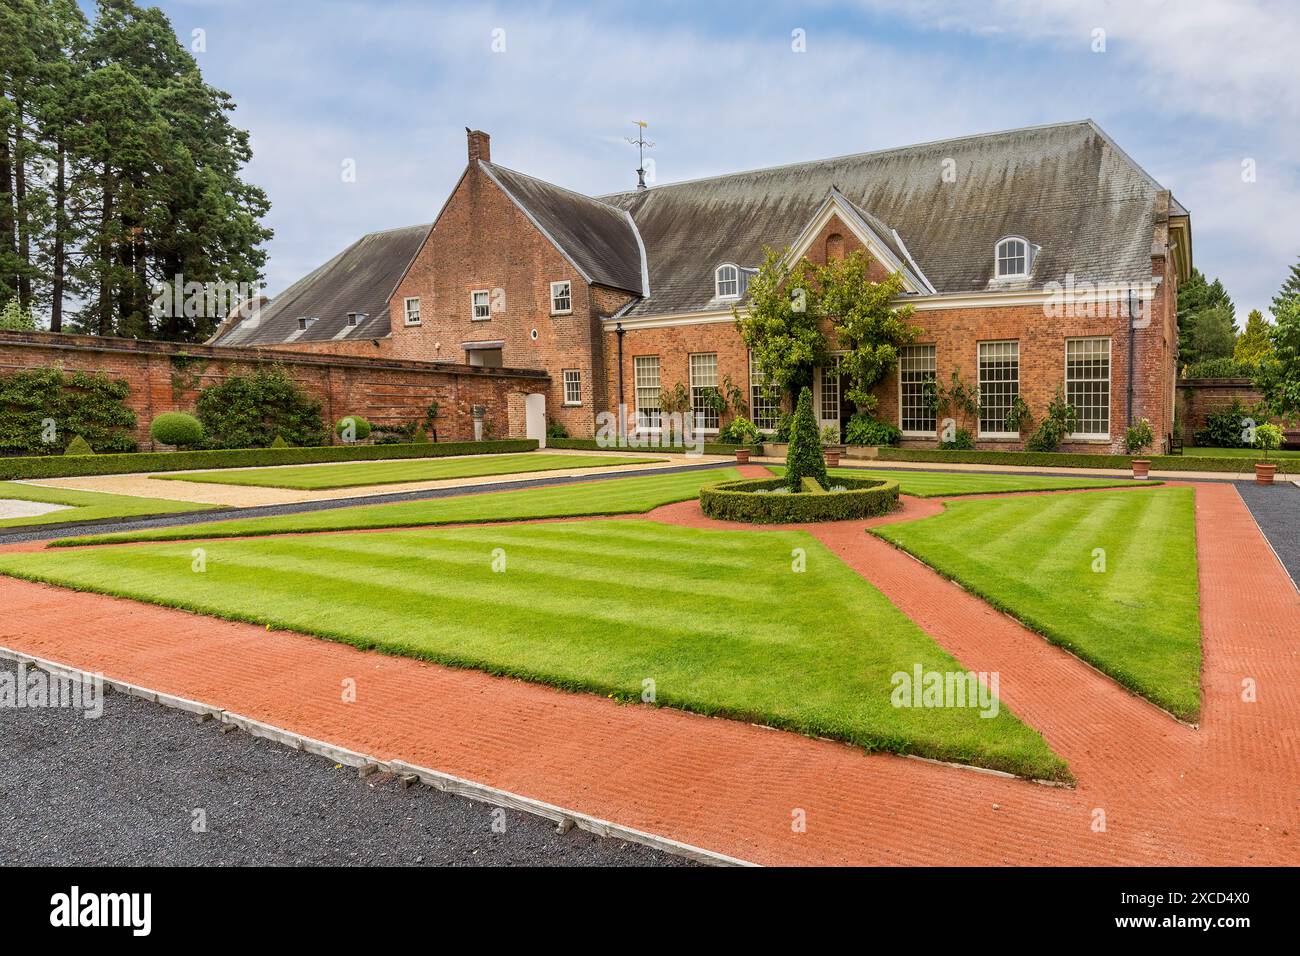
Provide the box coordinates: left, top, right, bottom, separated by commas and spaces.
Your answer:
212, 120, 1192, 452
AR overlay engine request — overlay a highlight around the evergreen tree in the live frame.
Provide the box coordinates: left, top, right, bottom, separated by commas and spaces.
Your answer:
1273, 256, 1300, 315
784, 386, 828, 492
1, 0, 270, 339
1234, 309, 1274, 368
1176, 268, 1236, 367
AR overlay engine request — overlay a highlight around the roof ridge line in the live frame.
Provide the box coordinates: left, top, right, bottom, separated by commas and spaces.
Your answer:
597, 119, 1096, 199
484, 160, 628, 215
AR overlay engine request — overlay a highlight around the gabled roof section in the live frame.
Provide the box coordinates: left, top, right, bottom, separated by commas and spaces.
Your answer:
480, 161, 646, 295
211, 224, 430, 346
603, 119, 1184, 318
784, 187, 935, 294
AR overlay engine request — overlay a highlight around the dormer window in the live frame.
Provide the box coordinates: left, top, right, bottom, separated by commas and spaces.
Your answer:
715, 263, 740, 299
297, 316, 317, 330
346, 312, 367, 327
995, 237, 1031, 278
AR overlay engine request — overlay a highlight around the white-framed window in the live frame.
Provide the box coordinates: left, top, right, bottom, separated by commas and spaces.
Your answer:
689, 352, 719, 431
297, 316, 317, 330
550, 281, 572, 315
995, 237, 1029, 278
471, 289, 491, 321
1066, 337, 1111, 439
819, 355, 842, 425
562, 369, 582, 406
403, 298, 421, 326
715, 263, 740, 299
346, 312, 366, 327
978, 340, 1020, 437
899, 344, 937, 436
749, 352, 780, 432
634, 355, 661, 430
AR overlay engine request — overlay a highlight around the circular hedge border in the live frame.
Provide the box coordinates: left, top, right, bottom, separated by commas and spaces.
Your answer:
700, 476, 900, 523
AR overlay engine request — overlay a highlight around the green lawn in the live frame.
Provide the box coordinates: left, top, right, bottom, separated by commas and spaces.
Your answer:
768, 466, 1141, 498
0, 482, 218, 529
0, 518, 1066, 779
873, 488, 1201, 720
59, 468, 743, 546
1183, 446, 1300, 460
151, 452, 663, 490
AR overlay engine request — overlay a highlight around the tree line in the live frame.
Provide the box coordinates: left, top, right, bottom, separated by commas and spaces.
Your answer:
0, 0, 270, 341
1176, 258, 1300, 374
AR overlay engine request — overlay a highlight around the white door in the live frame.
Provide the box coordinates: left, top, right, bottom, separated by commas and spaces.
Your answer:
525, 393, 547, 448
815, 355, 844, 436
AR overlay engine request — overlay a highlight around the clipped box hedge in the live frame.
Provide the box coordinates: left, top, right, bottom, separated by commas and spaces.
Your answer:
873, 447, 1256, 473
701, 476, 900, 523
0, 439, 539, 480
548, 437, 761, 456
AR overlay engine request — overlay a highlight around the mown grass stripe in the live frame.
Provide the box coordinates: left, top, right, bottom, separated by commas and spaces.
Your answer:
0, 517, 1068, 780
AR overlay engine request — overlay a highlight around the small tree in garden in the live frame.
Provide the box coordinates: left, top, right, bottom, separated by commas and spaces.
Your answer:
735, 248, 827, 399
196, 367, 326, 448
150, 412, 205, 448
818, 251, 918, 414
1253, 423, 1283, 461
1025, 386, 1080, 452
784, 386, 828, 492
1255, 299, 1300, 425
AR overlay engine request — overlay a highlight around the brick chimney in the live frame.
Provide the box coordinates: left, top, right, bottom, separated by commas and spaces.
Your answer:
466, 128, 491, 164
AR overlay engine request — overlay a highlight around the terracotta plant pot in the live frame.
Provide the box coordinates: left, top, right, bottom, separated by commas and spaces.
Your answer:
824, 449, 842, 468
735, 447, 751, 465
1255, 462, 1276, 485
1131, 459, 1150, 480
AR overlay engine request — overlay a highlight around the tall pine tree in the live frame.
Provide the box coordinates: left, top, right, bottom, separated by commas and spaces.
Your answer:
1274, 257, 1300, 315
1, 0, 270, 339
1176, 268, 1237, 368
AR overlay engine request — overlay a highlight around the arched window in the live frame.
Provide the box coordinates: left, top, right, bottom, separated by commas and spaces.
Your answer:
995, 237, 1030, 278
715, 263, 740, 299
826, 233, 845, 262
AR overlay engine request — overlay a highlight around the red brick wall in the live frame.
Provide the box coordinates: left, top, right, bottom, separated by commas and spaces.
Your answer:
1176, 379, 1265, 444
602, 300, 1172, 452
0, 331, 548, 450
385, 158, 634, 437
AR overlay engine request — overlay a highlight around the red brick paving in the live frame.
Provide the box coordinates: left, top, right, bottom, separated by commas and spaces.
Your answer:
0, 478, 1296, 865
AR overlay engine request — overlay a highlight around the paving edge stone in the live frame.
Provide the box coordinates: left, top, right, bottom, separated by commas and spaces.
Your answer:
0, 644, 754, 868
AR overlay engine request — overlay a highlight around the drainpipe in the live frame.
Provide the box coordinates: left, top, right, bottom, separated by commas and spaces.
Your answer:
1127, 290, 1136, 430
615, 322, 626, 441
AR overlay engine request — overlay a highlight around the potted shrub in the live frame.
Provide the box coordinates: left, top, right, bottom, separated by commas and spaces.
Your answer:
1125, 417, 1154, 479
820, 424, 845, 467
719, 415, 760, 464
1253, 423, 1283, 484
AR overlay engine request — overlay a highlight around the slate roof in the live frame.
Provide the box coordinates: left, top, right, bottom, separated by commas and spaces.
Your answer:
211, 224, 429, 346
601, 119, 1185, 318
217, 120, 1187, 344
480, 162, 646, 295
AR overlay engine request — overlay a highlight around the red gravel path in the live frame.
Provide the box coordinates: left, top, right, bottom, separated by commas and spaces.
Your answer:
0, 476, 1296, 865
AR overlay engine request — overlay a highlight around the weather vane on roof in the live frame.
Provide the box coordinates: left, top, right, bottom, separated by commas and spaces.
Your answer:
626, 121, 654, 191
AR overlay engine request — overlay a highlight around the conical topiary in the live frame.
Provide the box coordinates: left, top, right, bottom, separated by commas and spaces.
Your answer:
412, 425, 430, 444
785, 386, 827, 492
270, 434, 289, 448
63, 434, 95, 456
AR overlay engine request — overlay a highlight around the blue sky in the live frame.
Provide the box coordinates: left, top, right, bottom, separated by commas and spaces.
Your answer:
113, 0, 1300, 320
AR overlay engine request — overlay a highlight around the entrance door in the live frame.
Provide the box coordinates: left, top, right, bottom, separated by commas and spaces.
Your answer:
525, 393, 547, 448
814, 356, 845, 440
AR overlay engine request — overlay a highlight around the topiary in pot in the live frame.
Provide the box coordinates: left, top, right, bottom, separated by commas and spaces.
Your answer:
1253, 423, 1283, 484
784, 386, 828, 492
1125, 417, 1154, 479
150, 412, 205, 449
335, 415, 372, 443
